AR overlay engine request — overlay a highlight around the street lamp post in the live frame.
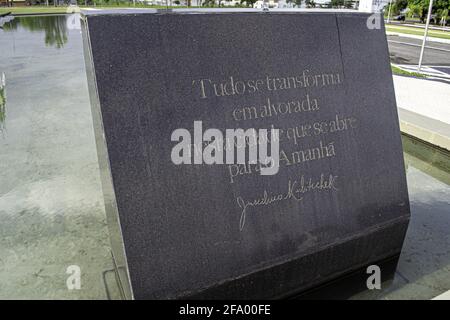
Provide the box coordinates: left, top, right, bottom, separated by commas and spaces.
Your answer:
387, 0, 393, 24
418, 0, 434, 71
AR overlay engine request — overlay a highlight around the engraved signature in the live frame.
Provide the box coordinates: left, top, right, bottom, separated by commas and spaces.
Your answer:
236, 173, 338, 231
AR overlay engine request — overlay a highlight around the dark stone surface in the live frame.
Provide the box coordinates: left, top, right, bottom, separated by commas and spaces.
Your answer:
82, 10, 410, 299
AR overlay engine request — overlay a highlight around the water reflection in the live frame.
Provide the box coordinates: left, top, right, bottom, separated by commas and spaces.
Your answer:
351, 136, 450, 300
0, 15, 112, 298
0, 72, 5, 134
3, 15, 68, 48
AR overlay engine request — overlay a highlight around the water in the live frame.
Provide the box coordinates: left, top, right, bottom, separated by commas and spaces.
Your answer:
352, 137, 450, 299
1, 15, 449, 300
0, 14, 115, 299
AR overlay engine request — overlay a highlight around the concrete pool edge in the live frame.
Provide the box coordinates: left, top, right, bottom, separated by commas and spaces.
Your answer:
399, 107, 450, 152
433, 290, 450, 300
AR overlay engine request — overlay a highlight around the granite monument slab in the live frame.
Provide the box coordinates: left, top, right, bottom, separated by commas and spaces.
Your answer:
81, 9, 410, 299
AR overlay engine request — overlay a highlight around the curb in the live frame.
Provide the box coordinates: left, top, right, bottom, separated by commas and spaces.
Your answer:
398, 108, 450, 152
387, 31, 450, 45
433, 290, 450, 300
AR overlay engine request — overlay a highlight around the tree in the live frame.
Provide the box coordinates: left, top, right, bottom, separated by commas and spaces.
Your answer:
330, 0, 345, 8
344, 0, 355, 8
438, 8, 448, 24
390, 0, 408, 15
406, 0, 450, 23
240, 0, 257, 7
285, 0, 302, 6
407, 3, 423, 18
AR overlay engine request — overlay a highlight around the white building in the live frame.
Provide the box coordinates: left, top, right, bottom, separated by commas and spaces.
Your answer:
359, 0, 389, 13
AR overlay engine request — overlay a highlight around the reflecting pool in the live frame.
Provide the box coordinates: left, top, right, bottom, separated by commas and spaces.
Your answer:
0, 15, 449, 300
0, 14, 115, 299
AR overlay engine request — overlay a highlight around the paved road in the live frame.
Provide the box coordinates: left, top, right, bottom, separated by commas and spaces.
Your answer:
388, 35, 450, 67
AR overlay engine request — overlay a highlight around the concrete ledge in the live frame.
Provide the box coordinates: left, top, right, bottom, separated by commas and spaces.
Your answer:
433, 290, 450, 300
399, 108, 450, 152
387, 31, 450, 45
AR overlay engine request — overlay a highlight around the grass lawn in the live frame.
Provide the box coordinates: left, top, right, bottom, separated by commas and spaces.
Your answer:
391, 65, 427, 78
386, 25, 450, 40
0, 6, 69, 15
0, 5, 197, 15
